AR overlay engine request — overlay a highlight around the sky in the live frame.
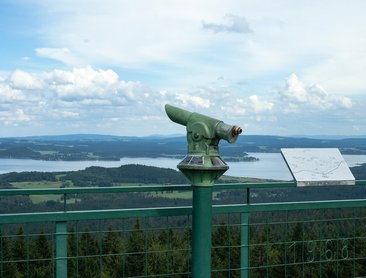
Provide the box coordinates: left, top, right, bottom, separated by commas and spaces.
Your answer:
1, 0, 366, 137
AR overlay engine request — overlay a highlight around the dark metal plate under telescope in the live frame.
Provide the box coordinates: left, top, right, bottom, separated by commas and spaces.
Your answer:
281, 148, 355, 186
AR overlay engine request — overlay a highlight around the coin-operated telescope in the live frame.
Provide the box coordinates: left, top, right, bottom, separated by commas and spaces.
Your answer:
165, 104, 242, 277
165, 104, 242, 185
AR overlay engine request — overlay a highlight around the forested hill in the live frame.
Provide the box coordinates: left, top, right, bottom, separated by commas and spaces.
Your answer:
0, 164, 188, 188
60, 164, 188, 186
0, 163, 366, 216
1, 162, 365, 189
1, 134, 366, 161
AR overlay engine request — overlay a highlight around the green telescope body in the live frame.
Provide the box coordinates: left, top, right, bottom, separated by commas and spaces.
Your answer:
165, 104, 242, 153
165, 104, 242, 186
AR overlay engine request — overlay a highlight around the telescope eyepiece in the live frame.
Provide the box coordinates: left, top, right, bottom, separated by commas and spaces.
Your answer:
232, 126, 242, 137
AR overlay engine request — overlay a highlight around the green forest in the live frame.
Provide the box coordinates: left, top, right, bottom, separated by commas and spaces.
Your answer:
2, 209, 366, 277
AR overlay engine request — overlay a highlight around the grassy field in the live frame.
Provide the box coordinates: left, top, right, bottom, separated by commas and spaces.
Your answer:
151, 191, 224, 200
11, 181, 78, 204
10, 175, 261, 204
13, 181, 64, 189
37, 150, 59, 155
11, 181, 194, 202
151, 191, 192, 199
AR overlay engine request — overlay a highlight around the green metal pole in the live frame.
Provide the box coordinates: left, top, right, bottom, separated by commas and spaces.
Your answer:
56, 221, 67, 278
240, 213, 249, 278
192, 185, 213, 277
241, 188, 250, 278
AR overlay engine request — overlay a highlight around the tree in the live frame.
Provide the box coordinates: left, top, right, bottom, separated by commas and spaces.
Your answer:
29, 232, 52, 278
146, 233, 169, 276
11, 227, 26, 277
126, 219, 145, 276
212, 224, 231, 277
102, 228, 125, 278
1, 231, 17, 278
67, 226, 77, 278
78, 229, 100, 278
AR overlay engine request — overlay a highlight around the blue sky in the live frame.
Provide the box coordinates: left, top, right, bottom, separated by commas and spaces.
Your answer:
1, 0, 366, 137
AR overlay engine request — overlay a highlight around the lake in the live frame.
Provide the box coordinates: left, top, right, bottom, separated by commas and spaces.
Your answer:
1, 153, 366, 180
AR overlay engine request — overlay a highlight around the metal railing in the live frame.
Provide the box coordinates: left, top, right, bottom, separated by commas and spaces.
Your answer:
1, 180, 366, 277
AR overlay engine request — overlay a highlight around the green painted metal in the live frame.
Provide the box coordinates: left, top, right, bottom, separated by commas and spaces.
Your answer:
214, 181, 297, 189
165, 104, 242, 277
165, 104, 241, 186
192, 186, 213, 278
0, 206, 192, 224
56, 221, 67, 278
355, 180, 366, 186
165, 104, 242, 156
215, 179, 366, 189
0, 225, 3, 277
1, 180, 365, 197
240, 213, 250, 278
2, 198, 366, 225
213, 198, 366, 214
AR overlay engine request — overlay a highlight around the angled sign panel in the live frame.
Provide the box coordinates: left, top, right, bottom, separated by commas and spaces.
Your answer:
281, 148, 355, 186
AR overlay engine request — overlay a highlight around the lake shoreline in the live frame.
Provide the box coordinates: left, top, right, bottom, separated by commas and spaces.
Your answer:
1, 153, 366, 180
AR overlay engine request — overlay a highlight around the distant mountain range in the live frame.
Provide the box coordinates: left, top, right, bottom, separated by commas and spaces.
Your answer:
6, 133, 366, 141
12, 134, 139, 141
1, 134, 366, 161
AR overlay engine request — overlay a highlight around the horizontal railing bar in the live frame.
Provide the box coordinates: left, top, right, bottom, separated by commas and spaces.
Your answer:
1, 180, 365, 196
213, 198, 366, 214
245, 255, 366, 271
214, 181, 297, 189
2, 198, 366, 224
239, 215, 366, 227
356, 180, 366, 186
215, 179, 366, 189
0, 206, 193, 224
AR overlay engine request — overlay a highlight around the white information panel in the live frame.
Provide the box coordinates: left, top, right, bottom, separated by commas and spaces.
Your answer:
281, 148, 355, 186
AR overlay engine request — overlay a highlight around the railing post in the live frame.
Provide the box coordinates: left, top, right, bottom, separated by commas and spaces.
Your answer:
241, 188, 250, 278
56, 221, 67, 278
192, 186, 213, 277
241, 212, 250, 278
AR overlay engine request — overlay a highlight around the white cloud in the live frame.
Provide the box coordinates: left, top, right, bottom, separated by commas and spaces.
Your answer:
0, 65, 361, 136
33, 1, 207, 68
227, 96, 273, 118
175, 94, 211, 108
302, 51, 366, 94
0, 83, 26, 102
279, 74, 352, 111
41, 66, 124, 101
61, 111, 79, 118
0, 66, 207, 133
9, 70, 43, 90
20, 0, 365, 95
0, 109, 32, 126
202, 14, 252, 34
35, 48, 83, 66
15, 109, 32, 122
248, 95, 274, 113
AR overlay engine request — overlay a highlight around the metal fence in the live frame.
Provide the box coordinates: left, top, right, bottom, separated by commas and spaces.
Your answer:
1, 181, 366, 277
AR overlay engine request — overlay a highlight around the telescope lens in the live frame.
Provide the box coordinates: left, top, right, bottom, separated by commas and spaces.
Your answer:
232, 126, 242, 136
